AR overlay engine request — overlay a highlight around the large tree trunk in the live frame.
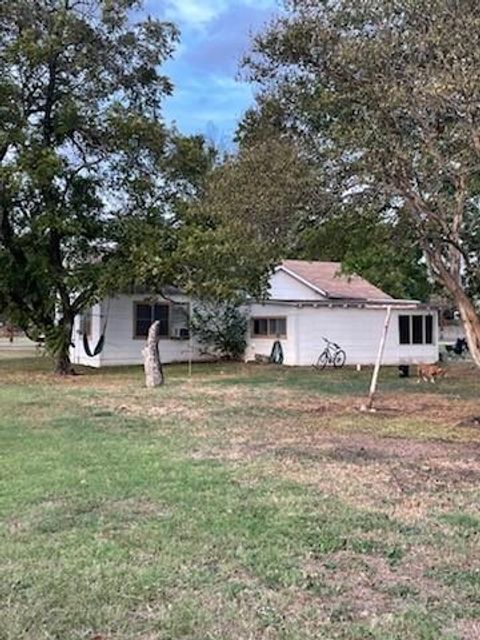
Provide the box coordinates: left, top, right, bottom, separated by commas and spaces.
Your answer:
423, 245, 480, 368
143, 320, 164, 388
456, 294, 480, 368
54, 349, 74, 375
53, 317, 75, 375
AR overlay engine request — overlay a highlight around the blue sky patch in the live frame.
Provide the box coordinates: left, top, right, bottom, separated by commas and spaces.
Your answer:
144, 0, 278, 147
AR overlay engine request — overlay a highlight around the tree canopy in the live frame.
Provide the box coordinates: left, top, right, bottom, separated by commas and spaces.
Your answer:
241, 0, 480, 364
0, 0, 272, 373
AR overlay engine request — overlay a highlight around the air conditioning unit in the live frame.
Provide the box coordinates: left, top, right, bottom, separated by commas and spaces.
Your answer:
172, 326, 190, 339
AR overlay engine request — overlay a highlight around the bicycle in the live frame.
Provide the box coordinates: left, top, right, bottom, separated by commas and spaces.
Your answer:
314, 337, 347, 370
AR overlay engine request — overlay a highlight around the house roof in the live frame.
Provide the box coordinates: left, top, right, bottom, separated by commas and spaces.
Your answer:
279, 260, 393, 301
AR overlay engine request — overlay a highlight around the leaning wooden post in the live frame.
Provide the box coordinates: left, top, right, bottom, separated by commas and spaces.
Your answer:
143, 321, 164, 388
362, 305, 392, 412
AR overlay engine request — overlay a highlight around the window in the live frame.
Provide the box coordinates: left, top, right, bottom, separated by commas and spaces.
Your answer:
134, 302, 169, 338
398, 314, 434, 345
252, 317, 287, 338
412, 316, 423, 344
399, 315, 410, 345
425, 315, 433, 344
170, 303, 190, 339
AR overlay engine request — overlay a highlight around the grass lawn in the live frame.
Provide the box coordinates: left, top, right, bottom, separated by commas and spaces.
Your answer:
1, 356, 479, 639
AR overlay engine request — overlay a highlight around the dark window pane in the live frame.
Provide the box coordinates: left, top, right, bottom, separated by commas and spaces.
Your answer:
154, 304, 169, 336
135, 304, 152, 337
399, 315, 410, 344
425, 315, 433, 344
136, 304, 152, 321
412, 316, 424, 344
270, 318, 286, 336
253, 318, 268, 335
136, 319, 151, 337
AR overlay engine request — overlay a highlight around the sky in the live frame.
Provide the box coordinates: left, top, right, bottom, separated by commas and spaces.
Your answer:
144, 0, 279, 148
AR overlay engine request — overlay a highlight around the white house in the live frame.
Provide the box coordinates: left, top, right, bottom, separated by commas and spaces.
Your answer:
71, 260, 439, 368
245, 260, 438, 366
71, 288, 206, 368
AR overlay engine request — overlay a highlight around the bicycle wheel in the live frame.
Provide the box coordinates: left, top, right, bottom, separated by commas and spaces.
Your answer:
315, 350, 329, 370
333, 350, 346, 368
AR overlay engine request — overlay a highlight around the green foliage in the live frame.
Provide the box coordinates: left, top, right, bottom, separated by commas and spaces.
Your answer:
199, 138, 318, 258
191, 303, 248, 360
241, 0, 480, 357
296, 207, 432, 301
0, 0, 178, 370
0, 1, 272, 372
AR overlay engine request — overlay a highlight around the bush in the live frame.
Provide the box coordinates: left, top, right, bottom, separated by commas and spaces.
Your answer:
191, 303, 248, 360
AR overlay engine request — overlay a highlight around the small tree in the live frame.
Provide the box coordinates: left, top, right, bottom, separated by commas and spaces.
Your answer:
191, 303, 248, 360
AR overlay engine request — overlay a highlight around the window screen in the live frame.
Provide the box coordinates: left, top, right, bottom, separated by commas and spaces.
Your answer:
399, 315, 410, 345
153, 304, 169, 337
269, 318, 286, 336
425, 315, 433, 344
252, 317, 287, 337
253, 318, 268, 336
135, 303, 170, 338
135, 304, 152, 338
412, 315, 424, 344
80, 309, 92, 336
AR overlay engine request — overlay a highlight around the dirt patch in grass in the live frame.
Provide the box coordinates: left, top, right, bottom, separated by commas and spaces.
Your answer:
265, 433, 480, 516
454, 619, 480, 640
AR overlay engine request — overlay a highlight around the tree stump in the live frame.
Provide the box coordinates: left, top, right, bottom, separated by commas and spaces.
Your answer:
143, 321, 164, 388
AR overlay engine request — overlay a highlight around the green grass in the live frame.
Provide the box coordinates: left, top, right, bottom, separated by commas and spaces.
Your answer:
1, 358, 479, 639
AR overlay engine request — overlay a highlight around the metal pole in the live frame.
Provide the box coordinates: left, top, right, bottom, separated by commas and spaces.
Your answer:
362, 305, 392, 412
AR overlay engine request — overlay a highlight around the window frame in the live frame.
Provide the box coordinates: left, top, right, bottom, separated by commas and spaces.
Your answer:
133, 301, 171, 340
251, 316, 287, 339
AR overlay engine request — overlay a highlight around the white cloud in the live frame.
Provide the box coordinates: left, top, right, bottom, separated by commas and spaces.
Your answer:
164, 0, 227, 27
161, 0, 277, 29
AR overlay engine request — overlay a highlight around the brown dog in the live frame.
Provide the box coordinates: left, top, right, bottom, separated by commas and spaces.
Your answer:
417, 363, 446, 383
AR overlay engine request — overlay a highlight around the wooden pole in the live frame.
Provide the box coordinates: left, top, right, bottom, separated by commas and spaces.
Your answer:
362, 305, 392, 412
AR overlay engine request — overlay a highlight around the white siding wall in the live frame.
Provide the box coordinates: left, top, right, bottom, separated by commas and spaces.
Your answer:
245, 303, 301, 365
268, 269, 324, 300
72, 294, 211, 368
71, 302, 102, 367
246, 304, 439, 366
296, 307, 439, 366
72, 292, 439, 369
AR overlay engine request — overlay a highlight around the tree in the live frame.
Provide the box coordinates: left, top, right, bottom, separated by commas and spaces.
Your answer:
0, 1, 273, 375
295, 204, 431, 301
191, 302, 248, 360
197, 137, 320, 262
0, 0, 181, 373
244, 0, 480, 365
